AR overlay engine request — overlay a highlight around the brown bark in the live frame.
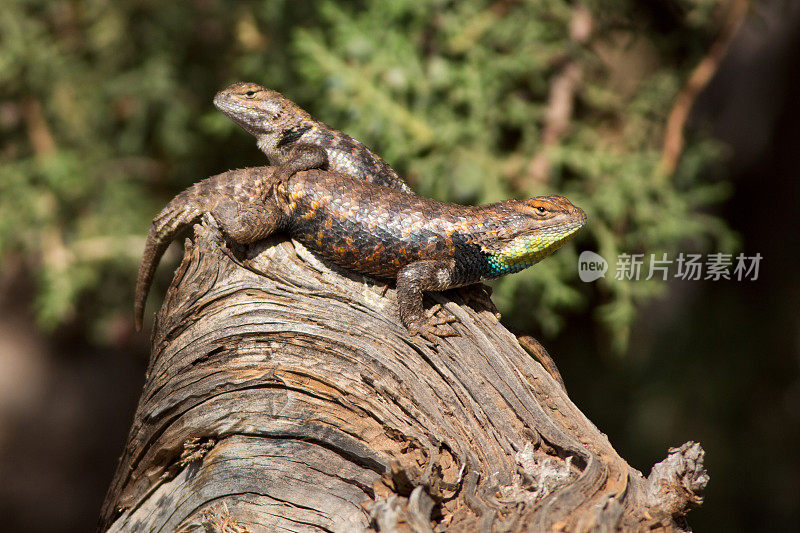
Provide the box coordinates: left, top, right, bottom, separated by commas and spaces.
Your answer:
100, 218, 707, 532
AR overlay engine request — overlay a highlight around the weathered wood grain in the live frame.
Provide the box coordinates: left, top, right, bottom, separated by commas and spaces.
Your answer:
101, 218, 707, 532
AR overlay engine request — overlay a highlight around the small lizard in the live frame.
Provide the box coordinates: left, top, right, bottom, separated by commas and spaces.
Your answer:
134, 166, 586, 335
213, 82, 414, 193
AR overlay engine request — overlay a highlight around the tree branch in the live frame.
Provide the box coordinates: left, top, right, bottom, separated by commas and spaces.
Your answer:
660, 0, 749, 175
523, 5, 592, 187
101, 218, 706, 531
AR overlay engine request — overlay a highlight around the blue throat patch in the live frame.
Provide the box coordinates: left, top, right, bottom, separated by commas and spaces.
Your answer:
482, 254, 532, 278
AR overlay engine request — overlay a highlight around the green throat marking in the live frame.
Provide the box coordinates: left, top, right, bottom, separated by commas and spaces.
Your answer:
483, 224, 582, 278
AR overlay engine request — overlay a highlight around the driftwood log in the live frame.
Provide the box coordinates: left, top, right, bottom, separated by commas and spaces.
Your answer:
100, 217, 708, 532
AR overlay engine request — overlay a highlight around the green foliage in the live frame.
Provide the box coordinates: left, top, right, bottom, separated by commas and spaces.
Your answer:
0, 0, 311, 329
0, 0, 735, 349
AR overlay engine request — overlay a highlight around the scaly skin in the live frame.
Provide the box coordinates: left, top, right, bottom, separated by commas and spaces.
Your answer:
213, 82, 414, 193
134, 167, 586, 335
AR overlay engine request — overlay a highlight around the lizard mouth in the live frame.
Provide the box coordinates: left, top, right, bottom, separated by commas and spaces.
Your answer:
213, 95, 240, 118
213, 98, 274, 135
213, 95, 250, 120
212, 92, 230, 111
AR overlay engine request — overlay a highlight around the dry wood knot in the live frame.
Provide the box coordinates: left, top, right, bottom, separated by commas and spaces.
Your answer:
645, 441, 709, 517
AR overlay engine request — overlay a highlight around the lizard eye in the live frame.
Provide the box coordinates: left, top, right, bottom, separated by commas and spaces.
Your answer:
535, 206, 547, 214
245, 91, 256, 97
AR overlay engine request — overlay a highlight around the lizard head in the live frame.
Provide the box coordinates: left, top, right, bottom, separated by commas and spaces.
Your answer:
480, 195, 587, 277
214, 82, 312, 138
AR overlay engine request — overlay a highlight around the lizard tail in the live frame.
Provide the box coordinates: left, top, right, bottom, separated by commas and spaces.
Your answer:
134, 229, 169, 331
134, 201, 202, 331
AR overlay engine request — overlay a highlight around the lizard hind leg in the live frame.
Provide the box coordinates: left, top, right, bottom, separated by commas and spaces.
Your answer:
396, 259, 461, 339
210, 199, 284, 244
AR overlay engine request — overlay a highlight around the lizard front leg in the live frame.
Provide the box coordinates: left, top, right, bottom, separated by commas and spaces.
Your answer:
396, 259, 461, 338
272, 144, 328, 188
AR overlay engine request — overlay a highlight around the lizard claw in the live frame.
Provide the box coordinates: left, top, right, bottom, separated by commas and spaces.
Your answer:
420, 325, 458, 344
407, 305, 458, 343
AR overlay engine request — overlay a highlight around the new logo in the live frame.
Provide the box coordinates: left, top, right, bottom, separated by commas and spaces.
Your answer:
578, 251, 607, 282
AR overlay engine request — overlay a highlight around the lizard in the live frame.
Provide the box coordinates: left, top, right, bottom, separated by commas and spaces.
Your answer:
134, 165, 586, 335
213, 82, 414, 194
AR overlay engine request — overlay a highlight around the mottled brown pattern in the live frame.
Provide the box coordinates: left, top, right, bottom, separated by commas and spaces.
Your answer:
284, 172, 583, 282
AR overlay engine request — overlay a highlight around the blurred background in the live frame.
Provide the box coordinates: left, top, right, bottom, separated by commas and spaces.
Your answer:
0, 0, 797, 530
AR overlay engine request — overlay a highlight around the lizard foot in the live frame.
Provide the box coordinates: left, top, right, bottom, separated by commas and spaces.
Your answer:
407, 305, 458, 343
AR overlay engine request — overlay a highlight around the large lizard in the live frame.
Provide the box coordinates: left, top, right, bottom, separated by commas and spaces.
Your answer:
133, 166, 586, 335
